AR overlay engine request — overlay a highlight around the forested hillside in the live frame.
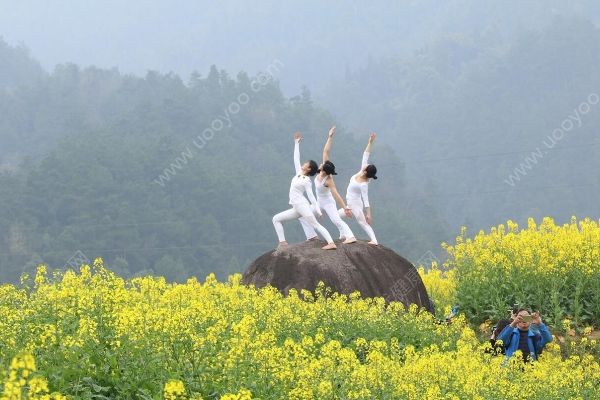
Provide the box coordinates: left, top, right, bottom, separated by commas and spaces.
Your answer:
0, 40, 447, 282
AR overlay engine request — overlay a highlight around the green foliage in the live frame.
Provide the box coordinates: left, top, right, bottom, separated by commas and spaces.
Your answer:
0, 43, 447, 282
445, 218, 600, 327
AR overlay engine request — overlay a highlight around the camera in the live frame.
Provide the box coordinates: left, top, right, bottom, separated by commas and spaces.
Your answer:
521, 315, 533, 323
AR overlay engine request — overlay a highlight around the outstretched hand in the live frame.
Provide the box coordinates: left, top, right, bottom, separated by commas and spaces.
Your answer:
368, 132, 376, 143
328, 126, 336, 138
294, 132, 303, 141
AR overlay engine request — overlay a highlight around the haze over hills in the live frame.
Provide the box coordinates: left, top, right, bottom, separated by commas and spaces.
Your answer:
2, 0, 600, 93
323, 16, 600, 231
1, 1, 600, 282
0, 39, 447, 282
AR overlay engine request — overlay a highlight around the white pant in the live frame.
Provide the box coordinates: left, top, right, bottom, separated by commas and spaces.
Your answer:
273, 202, 334, 243
338, 202, 378, 244
300, 202, 355, 240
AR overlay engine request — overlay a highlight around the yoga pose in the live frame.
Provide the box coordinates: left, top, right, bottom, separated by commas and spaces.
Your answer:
339, 133, 378, 245
272, 132, 337, 250
300, 126, 357, 244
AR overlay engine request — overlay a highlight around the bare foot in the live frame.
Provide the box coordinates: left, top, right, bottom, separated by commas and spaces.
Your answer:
367, 241, 378, 246
322, 243, 337, 250
343, 237, 357, 244
277, 241, 289, 248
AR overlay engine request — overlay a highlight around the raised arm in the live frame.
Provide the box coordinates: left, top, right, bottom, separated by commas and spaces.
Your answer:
361, 151, 370, 171
533, 313, 553, 347
365, 132, 376, 153
322, 126, 336, 163
293, 132, 302, 175
361, 133, 376, 170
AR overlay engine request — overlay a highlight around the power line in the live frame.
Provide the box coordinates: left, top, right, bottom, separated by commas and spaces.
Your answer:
406, 141, 600, 164
13, 141, 600, 178
141, 141, 600, 188
5, 181, 600, 233
437, 181, 600, 198
149, 139, 600, 173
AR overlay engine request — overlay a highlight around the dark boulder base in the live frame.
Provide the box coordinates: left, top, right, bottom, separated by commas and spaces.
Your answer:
242, 240, 434, 312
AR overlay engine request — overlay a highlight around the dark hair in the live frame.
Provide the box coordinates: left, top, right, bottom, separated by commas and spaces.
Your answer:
321, 160, 337, 175
365, 164, 378, 179
307, 160, 319, 176
516, 308, 531, 315
492, 318, 512, 340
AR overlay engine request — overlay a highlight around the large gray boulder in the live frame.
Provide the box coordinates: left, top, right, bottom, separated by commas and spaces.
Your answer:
242, 240, 434, 312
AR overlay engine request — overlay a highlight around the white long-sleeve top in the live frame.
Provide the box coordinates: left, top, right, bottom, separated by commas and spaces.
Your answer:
288, 140, 319, 208
315, 175, 335, 205
346, 151, 371, 208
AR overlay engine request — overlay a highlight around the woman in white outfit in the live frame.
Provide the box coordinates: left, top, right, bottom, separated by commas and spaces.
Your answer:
272, 132, 337, 250
300, 126, 357, 244
339, 133, 378, 245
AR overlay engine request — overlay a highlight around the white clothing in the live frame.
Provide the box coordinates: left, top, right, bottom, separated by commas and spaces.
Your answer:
272, 139, 332, 243
338, 204, 378, 244
289, 140, 319, 207
300, 201, 354, 240
315, 175, 335, 205
345, 152, 371, 208
340, 151, 377, 244
273, 203, 333, 243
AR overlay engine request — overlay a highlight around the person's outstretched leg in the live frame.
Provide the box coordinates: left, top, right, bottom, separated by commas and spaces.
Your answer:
324, 203, 356, 243
297, 203, 336, 250
308, 216, 337, 249
299, 204, 319, 240
272, 208, 301, 245
338, 207, 350, 240
350, 205, 378, 245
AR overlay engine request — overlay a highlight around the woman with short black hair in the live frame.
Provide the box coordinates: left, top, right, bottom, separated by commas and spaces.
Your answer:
300, 126, 356, 244
339, 133, 379, 245
272, 132, 337, 250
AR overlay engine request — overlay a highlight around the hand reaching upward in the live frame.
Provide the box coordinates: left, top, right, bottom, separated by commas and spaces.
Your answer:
365, 132, 376, 153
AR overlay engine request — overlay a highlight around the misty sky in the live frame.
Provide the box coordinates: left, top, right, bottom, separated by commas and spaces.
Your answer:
2, 0, 595, 94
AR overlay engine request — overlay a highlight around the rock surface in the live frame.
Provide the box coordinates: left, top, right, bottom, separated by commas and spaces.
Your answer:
242, 240, 434, 312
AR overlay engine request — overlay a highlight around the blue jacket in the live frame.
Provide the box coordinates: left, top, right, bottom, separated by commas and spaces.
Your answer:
497, 323, 553, 360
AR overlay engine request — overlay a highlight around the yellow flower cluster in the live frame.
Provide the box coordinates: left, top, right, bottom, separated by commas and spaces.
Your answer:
1, 354, 65, 399
0, 258, 598, 399
221, 388, 253, 400
164, 379, 186, 400
443, 217, 600, 326
418, 262, 457, 315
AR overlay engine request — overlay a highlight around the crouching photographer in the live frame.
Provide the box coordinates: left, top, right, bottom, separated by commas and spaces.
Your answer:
496, 308, 553, 361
